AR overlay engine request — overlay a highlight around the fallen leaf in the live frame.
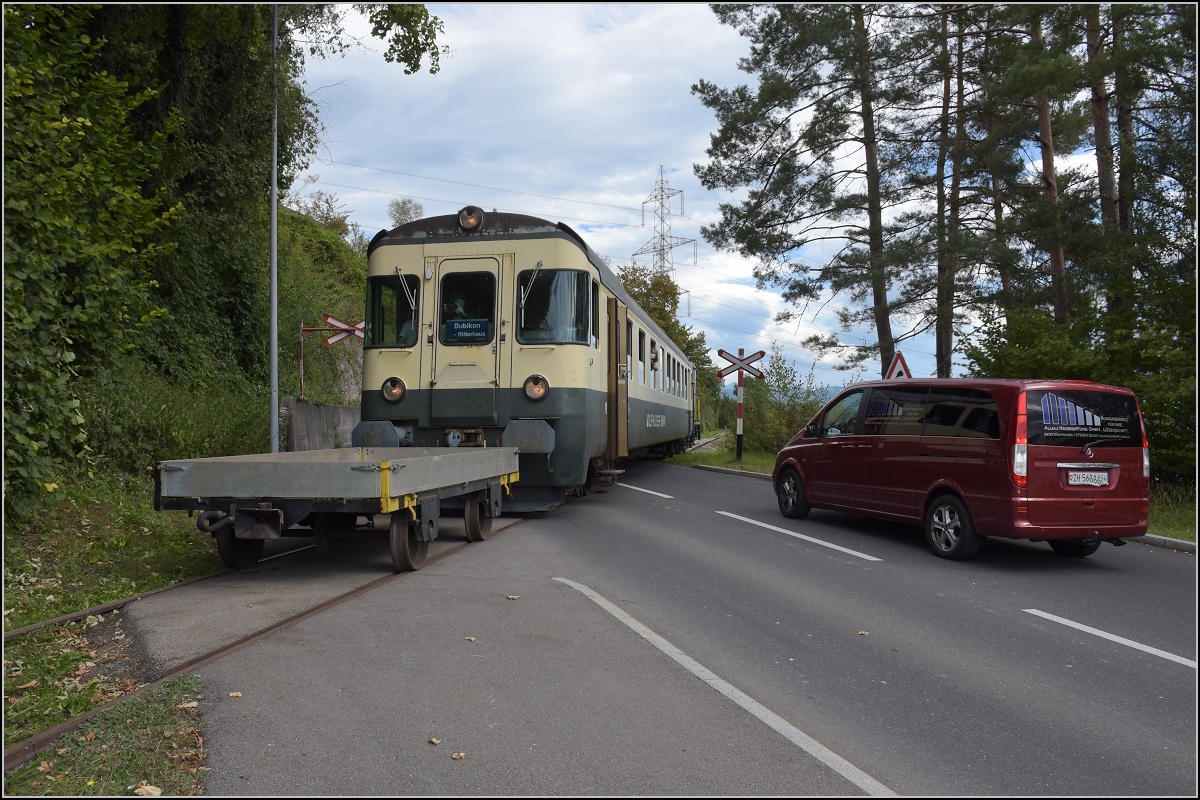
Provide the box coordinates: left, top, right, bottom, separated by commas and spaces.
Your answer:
84, 731, 96, 742
228, 692, 242, 697
451, 752, 465, 760
858, 631, 869, 636
464, 637, 476, 642
17, 679, 39, 689
134, 785, 162, 796
162, 731, 172, 738
506, 596, 520, 600
428, 737, 441, 745
176, 701, 198, 709
37, 761, 53, 773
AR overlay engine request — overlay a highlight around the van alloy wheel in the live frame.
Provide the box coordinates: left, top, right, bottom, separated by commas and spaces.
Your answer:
925, 495, 982, 560
776, 468, 811, 520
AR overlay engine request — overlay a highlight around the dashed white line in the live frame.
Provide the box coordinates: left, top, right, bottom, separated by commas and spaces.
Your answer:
616, 483, 674, 499
553, 577, 894, 796
716, 511, 883, 562
1023, 609, 1197, 669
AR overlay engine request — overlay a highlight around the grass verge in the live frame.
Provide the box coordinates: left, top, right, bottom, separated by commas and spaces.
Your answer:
4, 469, 223, 633
2, 675, 208, 796
3, 467, 221, 783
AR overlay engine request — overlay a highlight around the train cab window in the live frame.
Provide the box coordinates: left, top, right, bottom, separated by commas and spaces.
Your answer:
439, 272, 495, 345
366, 273, 420, 348
517, 268, 590, 344
638, 331, 646, 384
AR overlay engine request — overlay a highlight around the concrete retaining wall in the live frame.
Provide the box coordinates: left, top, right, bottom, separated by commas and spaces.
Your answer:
281, 397, 359, 451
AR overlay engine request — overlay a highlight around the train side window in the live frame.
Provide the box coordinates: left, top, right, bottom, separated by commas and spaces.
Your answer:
367, 274, 420, 348
626, 320, 632, 379
651, 340, 658, 390
638, 331, 646, 384
591, 280, 600, 348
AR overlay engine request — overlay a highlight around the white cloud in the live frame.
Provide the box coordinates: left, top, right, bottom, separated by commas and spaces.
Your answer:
296, 3, 942, 382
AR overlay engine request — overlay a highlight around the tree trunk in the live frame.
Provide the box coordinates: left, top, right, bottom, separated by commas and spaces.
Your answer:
1087, 5, 1120, 233
1113, 6, 1135, 236
1032, 14, 1068, 324
934, 11, 953, 377
982, 14, 1013, 328
852, 4, 895, 376
945, 16, 966, 377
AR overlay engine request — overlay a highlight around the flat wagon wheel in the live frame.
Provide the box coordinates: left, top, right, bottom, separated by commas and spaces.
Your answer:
390, 512, 428, 572
215, 528, 264, 569
464, 490, 493, 543
312, 513, 355, 559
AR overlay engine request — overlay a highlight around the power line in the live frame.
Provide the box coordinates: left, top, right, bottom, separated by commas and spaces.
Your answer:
325, 159, 643, 212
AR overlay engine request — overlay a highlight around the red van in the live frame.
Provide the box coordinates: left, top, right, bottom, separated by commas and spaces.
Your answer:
772, 379, 1150, 559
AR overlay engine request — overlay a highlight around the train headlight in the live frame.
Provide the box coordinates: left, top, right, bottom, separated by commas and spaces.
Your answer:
458, 206, 484, 231
523, 374, 549, 402
382, 377, 406, 403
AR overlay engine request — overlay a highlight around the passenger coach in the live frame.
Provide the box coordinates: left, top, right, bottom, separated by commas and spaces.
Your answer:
353, 206, 697, 510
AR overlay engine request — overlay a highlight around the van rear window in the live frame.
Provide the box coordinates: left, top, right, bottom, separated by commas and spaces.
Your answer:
1026, 390, 1141, 447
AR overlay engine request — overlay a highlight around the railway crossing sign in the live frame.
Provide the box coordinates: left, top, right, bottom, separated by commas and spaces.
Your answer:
717, 348, 765, 461
885, 351, 911, 380
717, 349, 765, 379
320, 314, 365, 347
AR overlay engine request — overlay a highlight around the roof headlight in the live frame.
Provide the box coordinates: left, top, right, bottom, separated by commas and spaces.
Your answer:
458, 206, 484, 231
382, 377, 406, 403
523, 374, 549, 402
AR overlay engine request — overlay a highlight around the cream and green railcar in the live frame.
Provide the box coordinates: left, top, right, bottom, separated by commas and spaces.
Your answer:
352, 206, 698, 511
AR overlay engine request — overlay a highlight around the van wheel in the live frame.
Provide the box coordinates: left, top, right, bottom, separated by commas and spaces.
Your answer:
1049, 539, 1102, 558
777, 468, 810, 520
925, 495, 982, 560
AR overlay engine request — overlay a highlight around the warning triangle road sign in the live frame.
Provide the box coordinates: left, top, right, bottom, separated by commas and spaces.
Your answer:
885, 351, 911, 380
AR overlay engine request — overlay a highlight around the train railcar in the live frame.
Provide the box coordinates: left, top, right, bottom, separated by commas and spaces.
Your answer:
352, 205, 698, 511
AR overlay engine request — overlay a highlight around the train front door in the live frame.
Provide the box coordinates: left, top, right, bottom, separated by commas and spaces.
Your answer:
606, 298, 629, 459
429, 256, 502, 426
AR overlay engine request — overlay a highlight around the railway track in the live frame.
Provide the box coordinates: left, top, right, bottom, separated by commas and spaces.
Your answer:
2, 525, 517, 771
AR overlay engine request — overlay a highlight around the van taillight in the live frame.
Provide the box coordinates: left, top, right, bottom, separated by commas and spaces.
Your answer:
1011, 391, 1028, 488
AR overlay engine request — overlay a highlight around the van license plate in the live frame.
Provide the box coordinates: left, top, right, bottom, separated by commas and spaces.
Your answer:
1068, 471, 1109, 487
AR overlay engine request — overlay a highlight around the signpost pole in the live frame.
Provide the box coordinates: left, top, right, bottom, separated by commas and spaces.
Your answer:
736, 348, 744, 461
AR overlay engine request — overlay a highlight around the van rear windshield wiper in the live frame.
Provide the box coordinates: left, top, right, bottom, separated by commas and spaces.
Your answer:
1080, 437, 1126, 453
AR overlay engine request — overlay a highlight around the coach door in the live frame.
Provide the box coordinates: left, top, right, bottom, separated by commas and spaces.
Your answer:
605, 298, 629, 459
429, 256, 502, 425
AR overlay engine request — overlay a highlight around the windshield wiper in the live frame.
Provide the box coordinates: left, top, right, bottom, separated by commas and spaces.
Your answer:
1080, 437, 1125, 453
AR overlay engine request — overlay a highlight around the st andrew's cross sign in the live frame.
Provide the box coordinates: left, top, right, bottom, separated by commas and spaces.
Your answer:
717, 348, 765, 460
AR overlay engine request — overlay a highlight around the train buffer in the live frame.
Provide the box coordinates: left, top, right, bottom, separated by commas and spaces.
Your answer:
154, 446, 519, 574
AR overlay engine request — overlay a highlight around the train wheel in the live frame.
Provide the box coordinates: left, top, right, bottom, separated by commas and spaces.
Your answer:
215, 528, 264, 569
464, 491, 493, 542
312, 513, 354, 559
390, 512, 428, 572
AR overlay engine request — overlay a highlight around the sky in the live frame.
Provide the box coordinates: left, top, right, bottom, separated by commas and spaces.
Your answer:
293, 3, 945, 390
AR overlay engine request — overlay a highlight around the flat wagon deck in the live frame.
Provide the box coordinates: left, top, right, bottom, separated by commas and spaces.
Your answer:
154, 447, 519, 571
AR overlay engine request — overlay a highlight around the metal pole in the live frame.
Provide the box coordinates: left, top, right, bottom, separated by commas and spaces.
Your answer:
736, 348, 744, 461
269, 5, 279, 452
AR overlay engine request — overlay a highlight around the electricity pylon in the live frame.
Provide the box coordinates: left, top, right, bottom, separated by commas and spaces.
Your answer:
632, 166, 696, 278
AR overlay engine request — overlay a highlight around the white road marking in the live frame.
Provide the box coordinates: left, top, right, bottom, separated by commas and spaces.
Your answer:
553, 577, 894, 796
616, 482, 674, 499
716, 511, 883, 562
1023, 609, 1197, 669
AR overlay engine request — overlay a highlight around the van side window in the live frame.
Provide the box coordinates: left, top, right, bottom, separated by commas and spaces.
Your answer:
821, 391, 863, 436
863, 387, 928, 435
922, 388, 1000, 439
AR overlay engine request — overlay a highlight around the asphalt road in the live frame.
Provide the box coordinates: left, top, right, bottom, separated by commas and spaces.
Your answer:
138, 461, 1195, 795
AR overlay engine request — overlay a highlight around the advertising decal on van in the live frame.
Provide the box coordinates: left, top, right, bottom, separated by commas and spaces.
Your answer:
1027, 390, 1138, 446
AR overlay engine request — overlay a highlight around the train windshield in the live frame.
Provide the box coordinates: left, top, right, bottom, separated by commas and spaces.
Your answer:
439, 271, 496, 345
366, 273, 420, 347
517, 269, 589, 344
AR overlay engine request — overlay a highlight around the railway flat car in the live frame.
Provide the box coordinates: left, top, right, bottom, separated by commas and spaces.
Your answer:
353, 206, 697, 510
